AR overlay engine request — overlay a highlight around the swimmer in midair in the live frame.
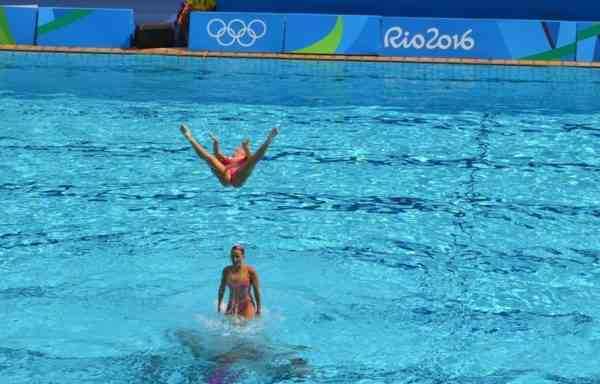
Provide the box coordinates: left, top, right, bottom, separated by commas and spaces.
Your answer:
180, 124, 278, 188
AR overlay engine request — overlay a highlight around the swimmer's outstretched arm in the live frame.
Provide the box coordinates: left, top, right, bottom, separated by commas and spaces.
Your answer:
217, 268, 227, 313
209, 132, 228, 163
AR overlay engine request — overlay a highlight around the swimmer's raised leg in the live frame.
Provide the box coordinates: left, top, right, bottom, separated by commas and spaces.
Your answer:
180, 124, 230, 186
230, 128, 278, 188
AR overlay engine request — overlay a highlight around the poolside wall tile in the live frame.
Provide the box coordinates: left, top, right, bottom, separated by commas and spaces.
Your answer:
284, 14, 381, 55
188, 12, 285, 53
36, 7, 134, 48
381, 17, 577, 61
0, 5, 37, 45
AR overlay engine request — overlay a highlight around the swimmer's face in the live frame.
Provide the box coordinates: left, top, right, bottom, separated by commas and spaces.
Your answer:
230, 248, 244, 265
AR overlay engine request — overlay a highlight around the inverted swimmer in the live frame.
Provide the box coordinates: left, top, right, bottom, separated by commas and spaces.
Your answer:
180, 124, 278, 188
218, 244, 261, 320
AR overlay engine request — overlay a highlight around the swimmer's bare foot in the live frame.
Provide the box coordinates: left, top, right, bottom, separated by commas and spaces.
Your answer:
208, 132, 219, 144
267, 127, 278, 143
180, 124, 193, 141
241, 139, 251, 157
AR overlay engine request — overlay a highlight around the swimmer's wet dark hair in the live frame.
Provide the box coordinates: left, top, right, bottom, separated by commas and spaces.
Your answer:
231, 244, 245, 255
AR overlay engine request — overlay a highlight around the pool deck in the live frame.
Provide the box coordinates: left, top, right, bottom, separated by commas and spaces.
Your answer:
1, 44, 600, 68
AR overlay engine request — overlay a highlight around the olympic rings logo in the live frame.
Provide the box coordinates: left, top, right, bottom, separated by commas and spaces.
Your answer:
206, 18, 267, 47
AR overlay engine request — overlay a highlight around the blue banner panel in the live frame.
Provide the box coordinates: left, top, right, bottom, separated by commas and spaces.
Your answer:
576, 23, 600, 62
217, 0, 600, 22
284, 14, 380, 55
188, 12, 285, 53
6, 0, 600, 24
381, 18, 577, 61
0, 6, 37, 45
36, 7, 134, 48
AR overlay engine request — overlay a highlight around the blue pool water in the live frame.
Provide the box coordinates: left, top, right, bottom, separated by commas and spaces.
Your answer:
1, 52, 600, 383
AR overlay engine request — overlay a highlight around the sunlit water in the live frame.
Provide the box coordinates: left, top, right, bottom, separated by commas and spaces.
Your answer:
1, 52, 600, 383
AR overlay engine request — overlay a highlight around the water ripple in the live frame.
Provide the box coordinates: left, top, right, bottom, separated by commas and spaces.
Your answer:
0, 286, 55, 300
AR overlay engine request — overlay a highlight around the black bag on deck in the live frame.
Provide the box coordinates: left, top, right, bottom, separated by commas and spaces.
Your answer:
135, 22, 175, 49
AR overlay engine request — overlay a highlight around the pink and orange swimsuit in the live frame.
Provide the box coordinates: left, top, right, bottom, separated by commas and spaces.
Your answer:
220, 155, 247, 183
226, 273, 256, 319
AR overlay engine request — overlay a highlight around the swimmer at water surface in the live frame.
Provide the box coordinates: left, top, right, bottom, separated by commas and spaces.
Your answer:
180, 124, 278, 188
218, 244, 261, 320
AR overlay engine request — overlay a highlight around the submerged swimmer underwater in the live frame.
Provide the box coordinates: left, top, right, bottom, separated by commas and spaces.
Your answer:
172, 327, 311, 384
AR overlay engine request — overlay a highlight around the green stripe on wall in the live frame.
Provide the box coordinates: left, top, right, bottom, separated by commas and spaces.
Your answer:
521, 42, 577, 61
576, 23, 600, 41
37, 9, 93, 36
0, 8, 16, 44
522, 23, 600, 61
294, 16, 344, 54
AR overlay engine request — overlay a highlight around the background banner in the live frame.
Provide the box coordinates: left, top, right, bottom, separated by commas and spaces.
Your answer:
0, 5, 37, 45
381, 18, 577, 61
36, 7, 135, 48
4, 1, 180, 23
188, 12, 284, 53
284, 14, 380, 55
216, 0, 600, 21
576, 23, 600, 62
4, 0, 600, 23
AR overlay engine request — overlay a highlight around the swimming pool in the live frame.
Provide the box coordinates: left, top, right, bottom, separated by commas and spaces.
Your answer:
1, 51, 600, 383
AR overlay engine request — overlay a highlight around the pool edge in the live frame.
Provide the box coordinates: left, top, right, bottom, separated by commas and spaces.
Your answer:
1, 44, 600, 69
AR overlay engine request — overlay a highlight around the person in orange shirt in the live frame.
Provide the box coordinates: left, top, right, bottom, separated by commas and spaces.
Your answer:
176, 0, 217, 44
